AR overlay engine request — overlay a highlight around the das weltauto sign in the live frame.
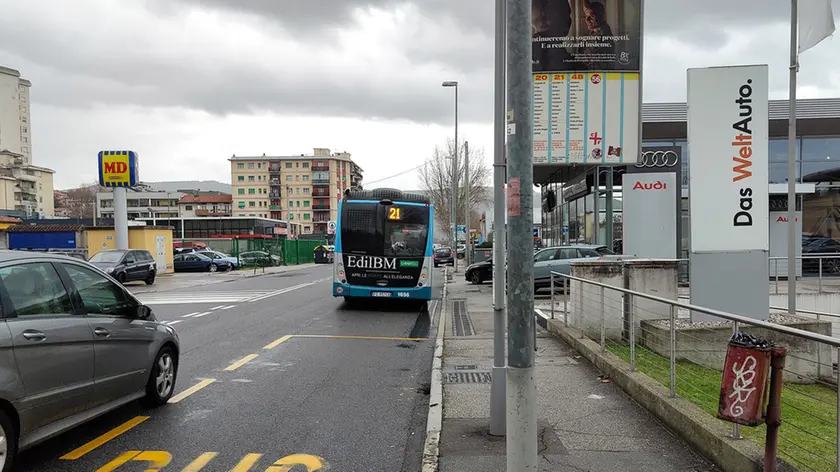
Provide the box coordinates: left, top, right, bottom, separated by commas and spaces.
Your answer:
687, 65, 769, 253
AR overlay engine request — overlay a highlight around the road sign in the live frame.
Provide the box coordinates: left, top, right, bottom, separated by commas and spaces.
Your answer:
532, 228, 539, 238
98, 150, 139, 187
327, 221, 337, 234
562, 226, 569, 234
457, 225, 467, 234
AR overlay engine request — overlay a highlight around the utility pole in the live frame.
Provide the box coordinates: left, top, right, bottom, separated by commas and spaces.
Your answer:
490, 0, 507, 438
442, 81, 460, 271
505, 0, 537, 469
464, 141, 470, 266
786, 0, 797, 316
114, 187, 128, 250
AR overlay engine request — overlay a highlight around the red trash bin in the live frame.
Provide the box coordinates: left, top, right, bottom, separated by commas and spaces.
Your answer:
717, 333, 773, 427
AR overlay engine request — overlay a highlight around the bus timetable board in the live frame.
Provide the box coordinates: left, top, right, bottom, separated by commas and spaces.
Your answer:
332, 189, 434, 302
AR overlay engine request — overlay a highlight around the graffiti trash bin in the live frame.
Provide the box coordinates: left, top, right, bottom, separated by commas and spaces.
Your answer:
717, 332, 774, 426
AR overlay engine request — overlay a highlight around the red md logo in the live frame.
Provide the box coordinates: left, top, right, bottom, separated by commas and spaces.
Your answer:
103, 161, 128, 174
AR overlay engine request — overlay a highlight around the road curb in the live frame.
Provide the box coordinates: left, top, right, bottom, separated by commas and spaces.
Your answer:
421, 267, 447, 472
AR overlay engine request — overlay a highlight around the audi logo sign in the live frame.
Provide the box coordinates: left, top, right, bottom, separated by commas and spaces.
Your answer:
635, 150, 679, 168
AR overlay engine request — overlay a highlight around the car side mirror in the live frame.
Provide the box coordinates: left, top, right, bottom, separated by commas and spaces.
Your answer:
125, 258, 135, 265
136, 304, 153, 320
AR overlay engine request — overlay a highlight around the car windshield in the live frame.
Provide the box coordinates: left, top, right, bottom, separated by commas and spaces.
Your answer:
89, 250, 126, 263
436, 248, 451, 254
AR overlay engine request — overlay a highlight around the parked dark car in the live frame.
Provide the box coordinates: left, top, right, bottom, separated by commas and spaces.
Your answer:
173, 253, 232, 272
88, 249, 157, 285
465, 259, 493, 284
434, 247, 454, 267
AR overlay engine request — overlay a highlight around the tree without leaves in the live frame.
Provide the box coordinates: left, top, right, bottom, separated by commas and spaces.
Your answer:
58, 182, 99, 218
418, 138, 490, 243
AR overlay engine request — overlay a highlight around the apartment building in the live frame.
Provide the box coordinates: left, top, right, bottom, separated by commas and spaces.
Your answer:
177, 193, 232, 217
0, 150, 54, 217
0, 66, 32, 164
229, 148, 364, 235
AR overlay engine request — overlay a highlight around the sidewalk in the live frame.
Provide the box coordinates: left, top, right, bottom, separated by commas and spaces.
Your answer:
436, 270, 718, 471
128, 263, 319, 294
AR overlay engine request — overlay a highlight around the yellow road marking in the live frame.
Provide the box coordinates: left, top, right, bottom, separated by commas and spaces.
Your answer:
293, 334, 428, 341
224, 353, 259, 371
266, 453, 328, 471
168, 378, 216, 404
61, 416, 149, 460
231, 453, 263, 471
264, 334, 293, 350
181, 452, 219, 471
96, 450, 140, 471
96, 450, 172, 471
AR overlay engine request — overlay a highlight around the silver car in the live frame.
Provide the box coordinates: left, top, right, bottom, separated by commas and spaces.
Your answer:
533, 244, 613, 290
0, 251, 179, 471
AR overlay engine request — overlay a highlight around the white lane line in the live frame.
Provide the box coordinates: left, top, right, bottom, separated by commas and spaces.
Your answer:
182, 312, 200, 318
220, 305, 236, 310
211, 305, 226, 310
246, 282, 315, 303
192, 311, 213, 318
163, 320, 183, 325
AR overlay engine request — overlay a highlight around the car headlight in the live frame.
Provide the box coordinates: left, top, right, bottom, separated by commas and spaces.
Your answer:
105, 267, 114, 274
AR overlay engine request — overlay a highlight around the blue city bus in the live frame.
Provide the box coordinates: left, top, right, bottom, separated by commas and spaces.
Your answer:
333, 188, 434, 302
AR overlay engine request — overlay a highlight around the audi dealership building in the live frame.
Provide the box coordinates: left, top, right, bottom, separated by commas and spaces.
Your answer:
536, 97, 840, 259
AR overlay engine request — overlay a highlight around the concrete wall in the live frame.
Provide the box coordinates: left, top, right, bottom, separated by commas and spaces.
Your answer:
570, 261, 625, 339
626, 259, 679, 327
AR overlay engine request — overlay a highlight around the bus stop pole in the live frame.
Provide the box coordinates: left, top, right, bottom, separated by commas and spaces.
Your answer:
489, 0, 507, 438
464, 141, 470, 267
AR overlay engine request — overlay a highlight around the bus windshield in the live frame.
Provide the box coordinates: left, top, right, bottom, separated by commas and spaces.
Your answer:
341, 201, 429, 256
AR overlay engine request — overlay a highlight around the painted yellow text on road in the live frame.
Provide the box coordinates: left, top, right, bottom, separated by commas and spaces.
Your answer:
96, 450, 172, 471
97, 451, 329, 471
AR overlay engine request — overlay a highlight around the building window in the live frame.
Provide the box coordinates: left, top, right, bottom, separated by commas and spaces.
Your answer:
248, 163, 255, 169
257, 163, 262, 169
296, 162, 300, 168
290, 213, 294, 219
302, 163, 309, 168
304, 226, 311, 232
237, 163, 244, 169
238, 189, 245, 195
304, 213, 310, 220
296, 201, 301, 207
249, 201, 256, 207
303, 175, 309, 181
286, 175, 293, 181
238, 202, 246, 208
249, 188, 256, 194
296, 188, 301, 194
185, 205, 193, 210
238, 176, 245, 182
286, 162, 293, 168
304, 188, 310, 194
248, 176, 255, 182
304, 201, 310, 207
296, 175, 300, 181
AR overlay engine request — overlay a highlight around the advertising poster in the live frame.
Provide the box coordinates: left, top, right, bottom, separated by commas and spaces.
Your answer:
532, 0, 642, 72
687, 65, 769, 253
532, 0, 642, 165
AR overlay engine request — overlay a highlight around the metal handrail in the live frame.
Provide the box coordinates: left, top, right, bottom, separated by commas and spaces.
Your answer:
551, 270, 840, 348
769, 305, 840, 319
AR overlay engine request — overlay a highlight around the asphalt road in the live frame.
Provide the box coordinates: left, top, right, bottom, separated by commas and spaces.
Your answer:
12, 265, 441, 472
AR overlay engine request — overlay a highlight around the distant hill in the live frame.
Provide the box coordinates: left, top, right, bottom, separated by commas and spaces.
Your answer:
143, 180, 232, 194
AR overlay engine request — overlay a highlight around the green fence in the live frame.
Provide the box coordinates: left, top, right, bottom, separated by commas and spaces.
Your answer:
283, 239, 326, 265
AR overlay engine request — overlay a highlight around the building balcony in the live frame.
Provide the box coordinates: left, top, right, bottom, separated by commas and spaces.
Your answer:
312, 191, 330, 197
313, 205, 330, 211
311, 178, 330, 185
269, 192, 281, 198
269, 205, 281, 211
312, 164, 329, 171
194, 209, 232, 217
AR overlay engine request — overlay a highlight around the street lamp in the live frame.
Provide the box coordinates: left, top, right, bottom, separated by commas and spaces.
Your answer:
442, 80, 459, 271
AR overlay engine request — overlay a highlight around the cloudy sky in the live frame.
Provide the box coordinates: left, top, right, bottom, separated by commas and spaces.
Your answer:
1, 0, 838, 190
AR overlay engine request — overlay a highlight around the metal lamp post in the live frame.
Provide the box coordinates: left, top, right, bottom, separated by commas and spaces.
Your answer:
442, 80, 459, 271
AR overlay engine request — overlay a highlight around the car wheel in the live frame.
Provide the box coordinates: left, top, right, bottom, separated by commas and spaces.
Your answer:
143, 346, 177, 407
116, 272, 126, 284
471, 271, 483, 284
208, 264, 218, 273
0, 409, 16, 472
145, 271, 156, 285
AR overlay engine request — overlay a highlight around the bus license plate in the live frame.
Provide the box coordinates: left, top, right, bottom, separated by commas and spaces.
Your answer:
371, 291, 393, 298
